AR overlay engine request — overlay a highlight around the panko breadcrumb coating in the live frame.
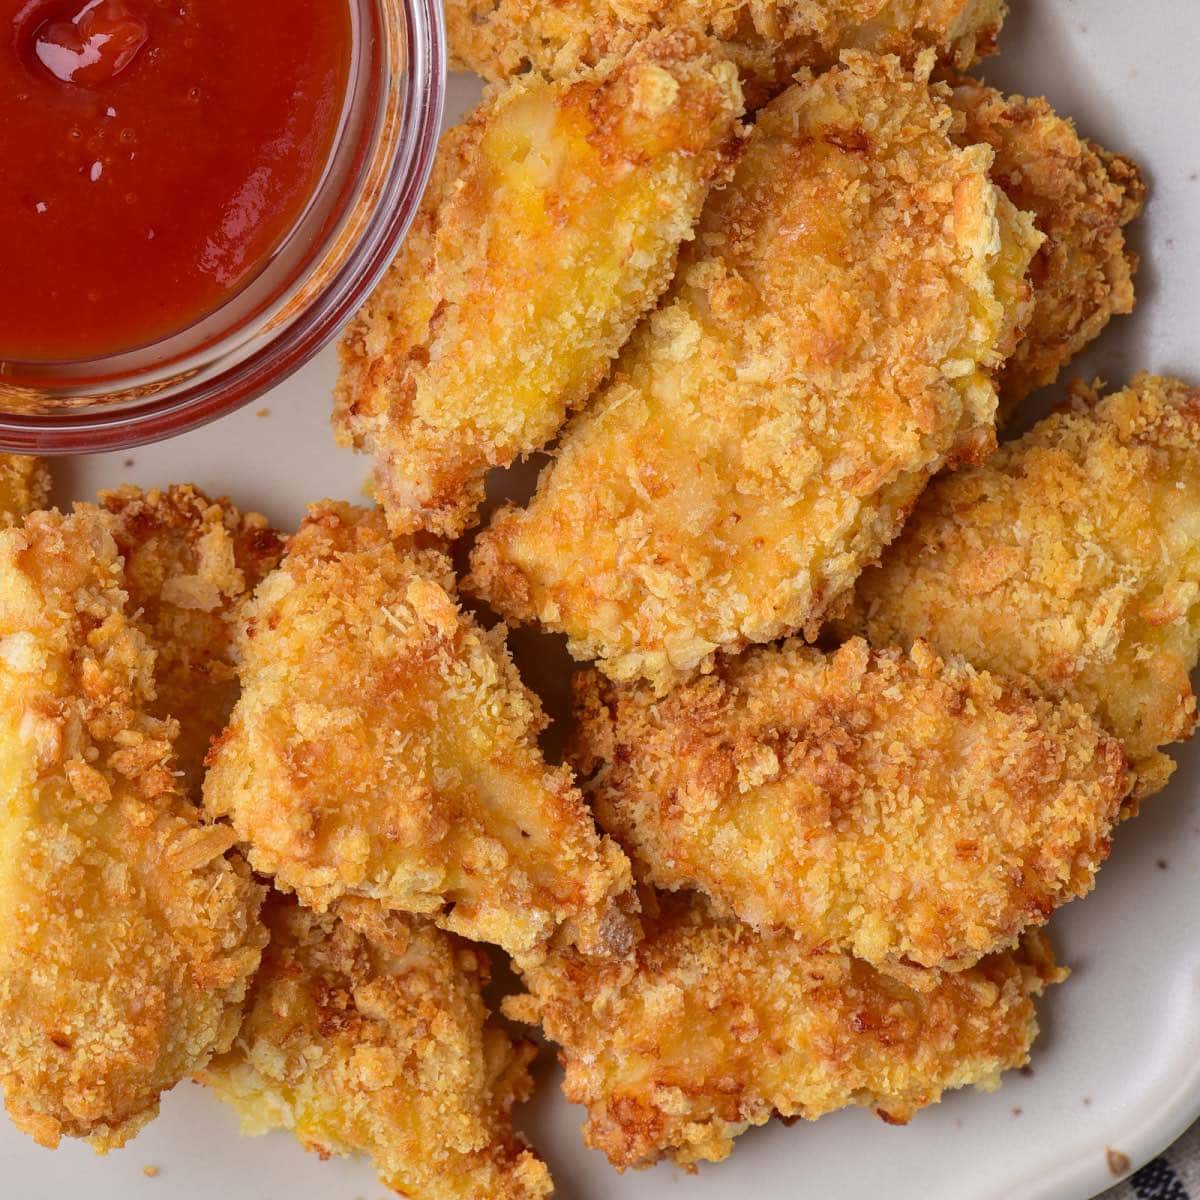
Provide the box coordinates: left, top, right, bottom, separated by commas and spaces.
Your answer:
0, 456, 50, 524
447, 0, 1005, 106
98, 485, 284, 794
335, 31, 744, 538
571, 638, 1128, 986
203, 501, 635, 963
507, 892, 1064, 1170
947, 77, 1145, 419
470, 54, 1041, 693
200, 896, 552, 1200
0, 509, 265, 1152
847, 374, 1200, 801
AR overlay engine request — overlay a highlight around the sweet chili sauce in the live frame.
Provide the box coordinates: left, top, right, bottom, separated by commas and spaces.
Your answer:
2, 0, 352, 362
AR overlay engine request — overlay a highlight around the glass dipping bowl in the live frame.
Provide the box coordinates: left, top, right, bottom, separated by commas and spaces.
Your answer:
0, 0, 445, 453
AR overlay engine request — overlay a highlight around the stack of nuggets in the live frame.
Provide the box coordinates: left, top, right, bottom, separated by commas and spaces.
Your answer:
3, 2, 1194, 1196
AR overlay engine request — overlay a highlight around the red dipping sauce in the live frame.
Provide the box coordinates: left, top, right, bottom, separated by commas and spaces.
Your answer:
2, 0, 353, 362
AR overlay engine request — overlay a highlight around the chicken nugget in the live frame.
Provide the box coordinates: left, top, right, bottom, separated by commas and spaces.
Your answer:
469, 54, 1041, 693
203, 501, 634, 962
97, 485, 284, 794
200, 895, 552, 1200
0, 509, 265, 1151
0, 455, 50, 524
947, 78, 1145, 419
506, 892, 1064, 1170
571, 637, 1128, 985
847, 374, 1200, 800
335, 31, 744, 538
448, 0, 1005, 106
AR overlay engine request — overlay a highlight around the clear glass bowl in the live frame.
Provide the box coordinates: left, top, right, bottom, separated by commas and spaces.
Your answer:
0, 0, 445, 453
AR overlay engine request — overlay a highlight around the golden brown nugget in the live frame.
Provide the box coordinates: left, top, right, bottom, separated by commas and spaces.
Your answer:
848, 374, 1200, 801
98, 485, 284, 794
204, 501, 634, 962
448, 0, 1005, 106
507, 893, 1064, 1170
335, 32, 744, 538
571, 638, 1128, 985
470, 54, 1041, 693
0, 456, 50, 523
947, 78, 1145, 419
200, 896, 552, 1200
0, 509, 265, 1152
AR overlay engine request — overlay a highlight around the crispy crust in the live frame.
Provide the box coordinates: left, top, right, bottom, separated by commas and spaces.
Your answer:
469, 54, 1041, 693
0, 456, 51, 525
200, 896, 553, 1200
0, 509, 266, 1152
96, 485, 284, 795
447, 0, 1006, 106
507, 892, 1063, 1170
203, 500, 635, 963
846, 374, 1200, 800
335, 31, 744, 538
947, 77, 1146, 419
570, 637, 1127, 985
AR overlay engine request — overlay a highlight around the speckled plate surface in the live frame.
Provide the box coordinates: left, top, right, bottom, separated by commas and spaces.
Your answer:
4, 2, 1199, 1197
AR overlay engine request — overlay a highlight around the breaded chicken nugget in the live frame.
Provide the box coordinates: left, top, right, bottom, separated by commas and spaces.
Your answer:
0, 456, 50, 523
447, 0, 1005, 106
506, 892, 1063, 1170
335, 31, 744, 538
0, 509, 265, 1152
470, 54, 1041, 693
203, 501, 634, 962
947, 78, 1145, 419
200, 895, 552, 1200
847, 374, 1200, 801
571, 638, 1127, 986
98, 485, 284, 794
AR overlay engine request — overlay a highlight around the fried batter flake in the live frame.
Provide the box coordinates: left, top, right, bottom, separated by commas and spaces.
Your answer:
200, 896, 552, 1200
447, 0, 1005, 105
0, 509, 266, 1152
507, 893, 1063, 1170
203, 501, 634, 962
470, 54, 1041, 693
335, 31, 744, 538
571, 637, 1128, 985
947, 77, 1146, 419
847, 374, 1200, 800
97, 485, 284, 794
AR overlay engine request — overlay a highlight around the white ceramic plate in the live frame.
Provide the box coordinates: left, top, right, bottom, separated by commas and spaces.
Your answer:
5, 2, 1199, 1197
